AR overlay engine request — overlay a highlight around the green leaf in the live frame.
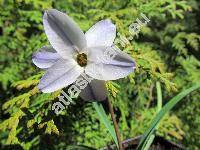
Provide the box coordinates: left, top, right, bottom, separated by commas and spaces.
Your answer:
143, 81, 162, 150
156, 82, 162, 113
67, 145, 96, 150
138, 84, 200, 150
93, 102, 118, 147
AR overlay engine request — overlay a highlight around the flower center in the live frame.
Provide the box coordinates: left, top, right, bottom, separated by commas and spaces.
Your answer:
76, 53, 87, 67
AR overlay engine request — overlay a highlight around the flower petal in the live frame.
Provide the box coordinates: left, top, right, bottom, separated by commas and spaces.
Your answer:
85, 46, 135, 80
43, 9, 87, 58
32, 46, 61, 69
85, 19, 116, 47
79, 79, 107, 101
38, 59, 83, 93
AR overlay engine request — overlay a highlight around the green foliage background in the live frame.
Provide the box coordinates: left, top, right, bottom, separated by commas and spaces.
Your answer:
0, 0, 199, 149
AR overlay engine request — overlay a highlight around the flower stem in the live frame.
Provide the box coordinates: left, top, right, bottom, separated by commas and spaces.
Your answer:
107, 98, 124, 150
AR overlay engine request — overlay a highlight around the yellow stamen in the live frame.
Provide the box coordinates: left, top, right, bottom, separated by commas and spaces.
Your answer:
76, 53, 87, 67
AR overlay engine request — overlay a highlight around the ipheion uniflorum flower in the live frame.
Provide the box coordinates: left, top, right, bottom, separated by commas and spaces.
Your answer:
32, 9, 135, 101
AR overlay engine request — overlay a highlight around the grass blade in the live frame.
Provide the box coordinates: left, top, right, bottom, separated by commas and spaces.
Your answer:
138, 84, 200, 150
156, 82, 162, 113
93, 102, 118, 147
143, 81, 162, 150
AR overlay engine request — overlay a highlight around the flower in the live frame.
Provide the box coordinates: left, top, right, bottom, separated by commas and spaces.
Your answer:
32, 9, 135, 101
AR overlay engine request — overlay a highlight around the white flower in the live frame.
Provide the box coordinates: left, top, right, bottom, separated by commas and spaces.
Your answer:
32, 9, 135, 101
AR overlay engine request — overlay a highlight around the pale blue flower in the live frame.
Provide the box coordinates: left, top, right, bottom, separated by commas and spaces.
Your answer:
32, 9, 135, 101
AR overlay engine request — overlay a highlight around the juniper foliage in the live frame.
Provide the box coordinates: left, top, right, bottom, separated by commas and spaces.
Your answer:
0, 0, 199, 149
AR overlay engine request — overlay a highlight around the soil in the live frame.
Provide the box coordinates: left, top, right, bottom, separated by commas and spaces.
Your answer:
102, 136, 185, 150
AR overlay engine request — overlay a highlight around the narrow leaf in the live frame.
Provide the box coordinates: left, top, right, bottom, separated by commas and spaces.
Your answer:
143, 81, 162, 150
93, 102, 118, 147
138, 84, 200, 149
